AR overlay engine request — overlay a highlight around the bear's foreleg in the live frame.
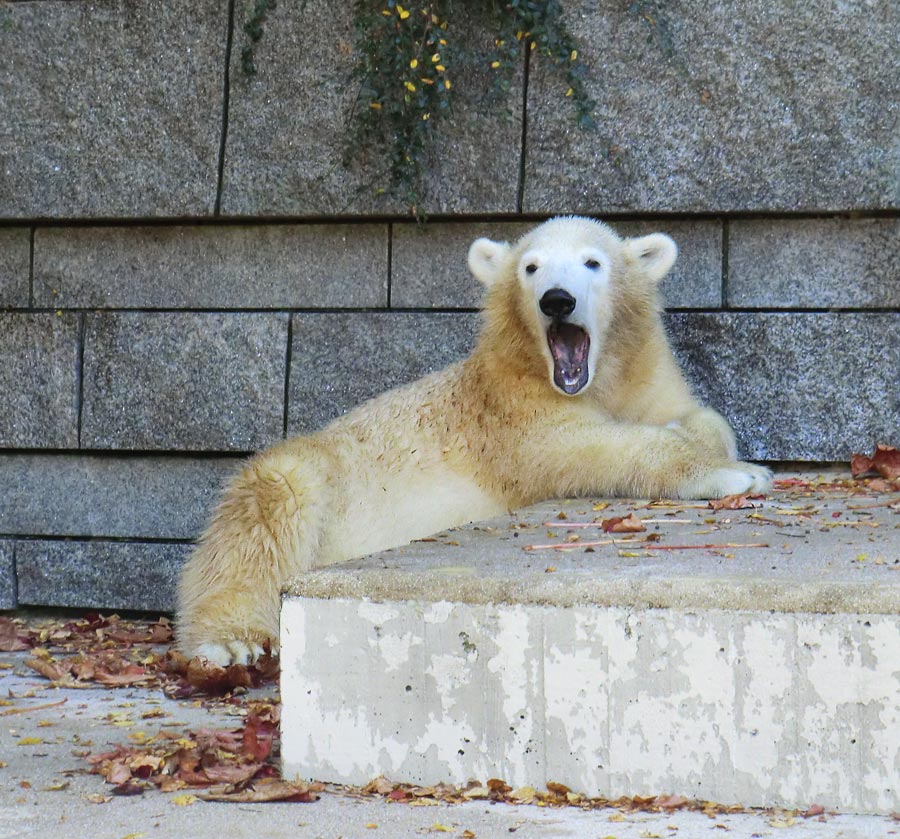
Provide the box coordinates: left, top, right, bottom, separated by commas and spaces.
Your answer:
177, 447, 331, 666
518, 416, 770, 500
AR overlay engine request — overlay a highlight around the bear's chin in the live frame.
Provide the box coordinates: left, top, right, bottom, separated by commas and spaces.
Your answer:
547, 322, 590, 395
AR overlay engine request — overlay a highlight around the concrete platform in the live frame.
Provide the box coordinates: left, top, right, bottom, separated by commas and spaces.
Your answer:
280, 472, 900, 814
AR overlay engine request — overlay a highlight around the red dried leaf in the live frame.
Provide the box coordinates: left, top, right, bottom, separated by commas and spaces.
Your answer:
387, 788, 411, 801
242, 717, 274, 762
111, 781, 145, 797
546, 781, 571, 796
709, 494, 757, 511
601, 513, 646, 533
803, 803, 825, 818
0, 618, 30, 652
201, 762, 264, 785
851, 444, 900, 480
185, 657, 254, 694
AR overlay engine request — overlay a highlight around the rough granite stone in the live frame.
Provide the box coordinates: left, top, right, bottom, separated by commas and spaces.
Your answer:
616, 220, 722, 309
728, 218, 900, 308
16, 541, 188, 612
391, 222, 531, 309
0, 228, 29, 307
81, 313, 288, 451
525, 1, 900, 213
0, 455, 238, 539
0, 314, 79, 448
0, 541, 14, 609
666, 312, 900, 461
34, 224, 388, 309
391, 219, 721, 309
0, 1, 226, 219
222, 3, 522, 216
289, 312, 480, 433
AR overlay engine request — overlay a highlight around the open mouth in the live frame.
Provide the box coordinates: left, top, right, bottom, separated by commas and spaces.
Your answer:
547, 321, 590, 394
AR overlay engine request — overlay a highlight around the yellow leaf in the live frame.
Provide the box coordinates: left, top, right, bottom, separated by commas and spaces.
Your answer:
17, 737, 43, 746
409, 58, 418, 69
608, 812, 626, 822
365, 825, 378, 830
404, 81, 416, 92
171, 794, 197, 807
430, 826, 453, 834
565, 88, 574, 97
397, 5, 410, 19
431, 53, 440, 62
120, 834, 145, 839
370, 102, 382, 110
570, 49, 578, 61
491, 60, 501, 69
436, 65, 446, 72
444, 79, 451, 89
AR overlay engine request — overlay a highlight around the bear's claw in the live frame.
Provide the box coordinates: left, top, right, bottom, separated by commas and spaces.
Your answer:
195, 640, 267, 667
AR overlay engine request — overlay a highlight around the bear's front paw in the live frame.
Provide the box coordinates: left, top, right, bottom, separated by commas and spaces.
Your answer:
678, 462, 773, 500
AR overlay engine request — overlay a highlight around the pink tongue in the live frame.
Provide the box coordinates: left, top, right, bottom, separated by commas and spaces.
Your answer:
548, 323, 590, 394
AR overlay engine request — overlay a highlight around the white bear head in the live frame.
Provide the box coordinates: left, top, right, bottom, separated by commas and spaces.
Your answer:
468, 216, 677, 397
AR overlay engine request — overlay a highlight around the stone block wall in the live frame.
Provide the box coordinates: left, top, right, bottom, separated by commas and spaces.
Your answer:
0, 1, 897, 612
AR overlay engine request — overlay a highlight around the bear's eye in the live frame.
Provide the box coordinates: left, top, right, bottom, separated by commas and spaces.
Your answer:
525, 263, 538, 275
584, 258, 601, 270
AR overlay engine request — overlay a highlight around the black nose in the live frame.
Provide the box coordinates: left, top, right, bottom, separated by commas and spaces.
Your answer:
539, 288, 576, 319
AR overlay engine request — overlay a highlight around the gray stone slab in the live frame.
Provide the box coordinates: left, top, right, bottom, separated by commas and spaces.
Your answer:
289, 312, 480, 433
81, 313, 288, 451
0, 228, 29, 307
524, 1, 900, 213
391, 219, 721, 309
0, 1, 226, 220
728, 218, 900, 308
616, 220, 722, 308
0, 454, 238, 540
222, 3, 522, 216
391, 222, 531, 308
16, 540, 189, 612
0, 541, 14, 609
666, 312, 900, 461
34, 224, 388, 309
0, 313, 79, 448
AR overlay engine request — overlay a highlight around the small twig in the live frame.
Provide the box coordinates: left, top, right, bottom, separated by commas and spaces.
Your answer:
0, 698, 68, 716
524, 538, 638, 551
641, 542, 769, 551
846, 496, 900, 510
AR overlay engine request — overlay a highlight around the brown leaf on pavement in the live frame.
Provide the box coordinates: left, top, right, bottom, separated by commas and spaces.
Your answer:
198, 779, 322, 803
709, 494, 758, 511
851, 443, 900, 480
0, 618, 30, 651
601, 513, 646, 533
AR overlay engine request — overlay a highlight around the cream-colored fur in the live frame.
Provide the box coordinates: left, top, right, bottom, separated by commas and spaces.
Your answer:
178, 217, 770, 665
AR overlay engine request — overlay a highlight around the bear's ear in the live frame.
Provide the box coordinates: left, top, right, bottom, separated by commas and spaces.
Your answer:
625, 233, 678, 282
468, 238, 511, 287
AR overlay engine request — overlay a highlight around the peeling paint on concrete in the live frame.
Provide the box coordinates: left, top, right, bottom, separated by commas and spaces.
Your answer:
282, 598, 900, 813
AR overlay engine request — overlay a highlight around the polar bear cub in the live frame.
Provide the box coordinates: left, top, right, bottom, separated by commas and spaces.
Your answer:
177, 217, 770, 665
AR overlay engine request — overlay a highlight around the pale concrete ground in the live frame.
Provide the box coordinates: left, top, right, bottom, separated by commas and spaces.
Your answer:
0, 670, 897, 839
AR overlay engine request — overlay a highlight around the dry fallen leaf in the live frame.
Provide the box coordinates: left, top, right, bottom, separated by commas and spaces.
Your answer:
708, 494, 758, 511
851, 443, 900, 480
0, 618, 30, 652
601, 513, 646, 533
198, 779, 322, 803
